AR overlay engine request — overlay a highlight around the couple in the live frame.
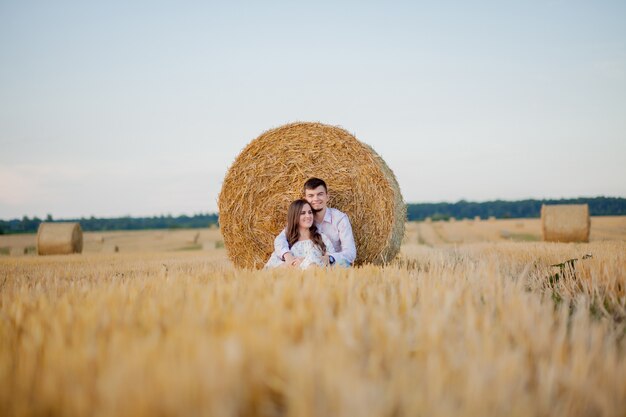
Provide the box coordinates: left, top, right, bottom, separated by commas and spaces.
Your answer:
265, 178, 356, 269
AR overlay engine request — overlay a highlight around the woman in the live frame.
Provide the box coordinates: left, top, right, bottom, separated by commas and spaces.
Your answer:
265, 199, 335, 269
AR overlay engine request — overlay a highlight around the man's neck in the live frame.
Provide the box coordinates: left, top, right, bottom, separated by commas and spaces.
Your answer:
314, 207, 327, 223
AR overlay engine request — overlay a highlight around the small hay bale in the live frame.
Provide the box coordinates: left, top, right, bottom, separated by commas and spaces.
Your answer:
37, 222, 83, 255
474, 216, 481, 222
541, 204, 590, 243
218, 122, 406, 269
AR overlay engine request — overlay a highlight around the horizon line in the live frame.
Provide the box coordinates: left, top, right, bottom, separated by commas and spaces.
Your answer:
2, 195, 624, 222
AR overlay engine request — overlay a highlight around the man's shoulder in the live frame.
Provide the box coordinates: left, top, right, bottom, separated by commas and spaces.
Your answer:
328, 207, 351, 224
328, 207, 347, 217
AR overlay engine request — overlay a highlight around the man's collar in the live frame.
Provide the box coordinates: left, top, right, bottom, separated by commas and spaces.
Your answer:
314, 207, 332, 224
322, 207, 332, 224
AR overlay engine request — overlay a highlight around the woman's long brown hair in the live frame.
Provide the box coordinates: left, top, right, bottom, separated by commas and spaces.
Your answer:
285, 199, 326, 253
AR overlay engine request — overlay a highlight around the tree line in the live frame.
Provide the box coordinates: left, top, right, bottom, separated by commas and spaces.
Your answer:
406, 196, 626, 221
0, 213, 219, 235
1, 197, 624, 234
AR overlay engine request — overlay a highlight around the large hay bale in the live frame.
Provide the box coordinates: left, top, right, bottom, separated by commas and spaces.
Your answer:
541, 204, 590, 242
37, 222, 83, 255
219, 122, 406, 269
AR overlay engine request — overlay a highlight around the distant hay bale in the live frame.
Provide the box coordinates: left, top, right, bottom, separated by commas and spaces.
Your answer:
424, 217, 432, 223
37, 222, 83, 255
218, 122, 406, 269
474, 216, 481, 222
541, 204, 590, 243
488, 216, 496, 222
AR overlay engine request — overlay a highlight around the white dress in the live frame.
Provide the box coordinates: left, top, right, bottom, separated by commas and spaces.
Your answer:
265, 233, 335, 269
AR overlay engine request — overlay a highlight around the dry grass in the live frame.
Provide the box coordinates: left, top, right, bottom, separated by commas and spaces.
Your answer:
408, 216, 626, 246
1, 221, 626, 416
0, 228, 225, 256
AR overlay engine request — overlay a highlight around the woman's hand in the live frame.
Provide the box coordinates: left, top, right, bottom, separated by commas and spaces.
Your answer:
290, 257, 304, 268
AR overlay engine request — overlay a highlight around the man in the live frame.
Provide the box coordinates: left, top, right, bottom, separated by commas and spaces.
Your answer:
274, 178, 357, 267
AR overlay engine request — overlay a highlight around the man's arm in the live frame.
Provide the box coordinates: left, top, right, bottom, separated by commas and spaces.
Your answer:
329, 215, 356, 266
320, 233, 336, 266
274, 229, 293, 261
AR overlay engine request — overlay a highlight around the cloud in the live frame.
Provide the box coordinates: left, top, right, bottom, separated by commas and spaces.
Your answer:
0, 157, 225, 218
0, 166, 38, 205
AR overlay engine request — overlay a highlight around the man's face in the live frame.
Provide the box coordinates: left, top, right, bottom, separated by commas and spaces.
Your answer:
304, 185, 329, 213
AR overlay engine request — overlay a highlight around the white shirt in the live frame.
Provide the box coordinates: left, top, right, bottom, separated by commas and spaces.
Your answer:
265, 234, 336, 269
274, 207, 357, 266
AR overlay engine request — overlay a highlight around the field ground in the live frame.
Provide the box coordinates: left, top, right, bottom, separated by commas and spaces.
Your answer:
1, 217, 625, 416
1, 216, 625, 256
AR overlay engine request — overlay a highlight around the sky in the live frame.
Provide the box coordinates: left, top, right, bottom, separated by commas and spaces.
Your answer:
1, 1, 625, 219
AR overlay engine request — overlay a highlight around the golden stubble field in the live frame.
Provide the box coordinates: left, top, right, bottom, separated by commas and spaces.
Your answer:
1, 217, 625, 417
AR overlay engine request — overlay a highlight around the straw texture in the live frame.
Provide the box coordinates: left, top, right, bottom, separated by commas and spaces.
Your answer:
541, 204, 590, 242
219, 122, 406, 269
37, 222, 83, 255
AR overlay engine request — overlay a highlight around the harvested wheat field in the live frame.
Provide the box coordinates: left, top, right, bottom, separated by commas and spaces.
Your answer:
1, 218, 626, 417
407, 216, 626, 246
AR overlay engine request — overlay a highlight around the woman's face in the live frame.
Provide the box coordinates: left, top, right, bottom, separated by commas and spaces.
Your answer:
298, 203, 314, 229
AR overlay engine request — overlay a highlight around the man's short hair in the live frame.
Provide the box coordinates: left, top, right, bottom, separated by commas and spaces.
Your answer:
303, 177, 327, 193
